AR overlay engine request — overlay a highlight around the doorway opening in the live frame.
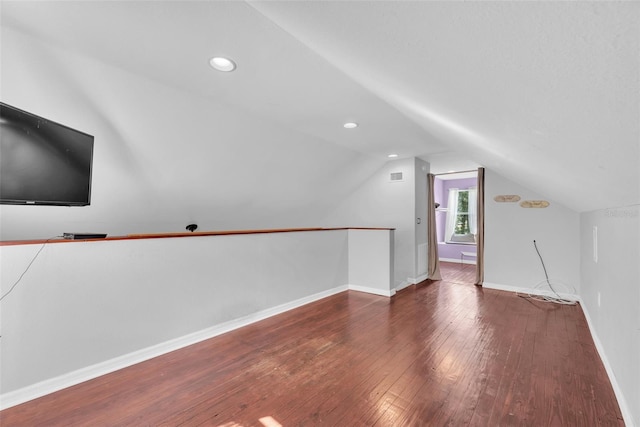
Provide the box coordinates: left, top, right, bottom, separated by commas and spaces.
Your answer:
434, 170, 479, 285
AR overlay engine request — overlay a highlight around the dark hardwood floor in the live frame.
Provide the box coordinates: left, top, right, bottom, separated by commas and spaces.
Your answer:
1, 262, 624, 426
439, 260, 476, 285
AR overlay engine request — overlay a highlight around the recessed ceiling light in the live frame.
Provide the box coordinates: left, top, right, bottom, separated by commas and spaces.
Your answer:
343, 122, 358, 129
209, 57, 236, 72
388, 154, 399, 158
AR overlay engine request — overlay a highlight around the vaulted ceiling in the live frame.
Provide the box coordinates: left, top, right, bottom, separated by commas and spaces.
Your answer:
2, 1, 638, 214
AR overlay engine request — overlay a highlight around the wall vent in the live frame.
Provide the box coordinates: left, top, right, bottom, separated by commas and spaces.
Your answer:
390, 172, 404, 182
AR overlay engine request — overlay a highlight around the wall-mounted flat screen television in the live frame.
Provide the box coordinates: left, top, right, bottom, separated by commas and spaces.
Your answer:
0, 102, 94, 206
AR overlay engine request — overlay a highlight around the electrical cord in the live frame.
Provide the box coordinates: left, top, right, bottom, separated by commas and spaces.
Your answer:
533, 239, 558, 295
0, 236, 62, 303
519, 279, 577, 305
517, 240, 577, 305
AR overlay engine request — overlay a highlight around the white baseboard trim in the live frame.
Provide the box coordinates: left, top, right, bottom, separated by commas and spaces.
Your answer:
482, 281, 579, 302
407, 274, 429, 285
439, 257, 476, 265
0, 285, 349, 411
394, 279, 412, 293
348, 284, 395, 297
578, 298, 635, 427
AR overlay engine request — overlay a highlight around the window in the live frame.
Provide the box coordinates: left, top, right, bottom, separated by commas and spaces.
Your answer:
445, 187, 477, 244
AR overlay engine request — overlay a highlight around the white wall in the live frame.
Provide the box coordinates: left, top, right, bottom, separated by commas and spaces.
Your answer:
322, 157, 424, 290
580, 205, 639, 426
484, 169, 580, 294
0, 26, 382, 241
348, 229, 394, 296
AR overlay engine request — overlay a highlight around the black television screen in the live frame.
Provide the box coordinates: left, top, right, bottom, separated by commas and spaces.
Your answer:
0, 102, 94, 206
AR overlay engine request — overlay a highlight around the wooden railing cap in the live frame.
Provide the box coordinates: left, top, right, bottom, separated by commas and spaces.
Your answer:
0, 227, 396, 246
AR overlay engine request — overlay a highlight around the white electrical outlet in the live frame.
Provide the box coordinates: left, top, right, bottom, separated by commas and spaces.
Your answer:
593, 226, 598, 263
597, 292, 601, 307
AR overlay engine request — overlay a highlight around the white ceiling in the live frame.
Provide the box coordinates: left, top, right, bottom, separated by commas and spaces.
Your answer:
2, 0, 638, 212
